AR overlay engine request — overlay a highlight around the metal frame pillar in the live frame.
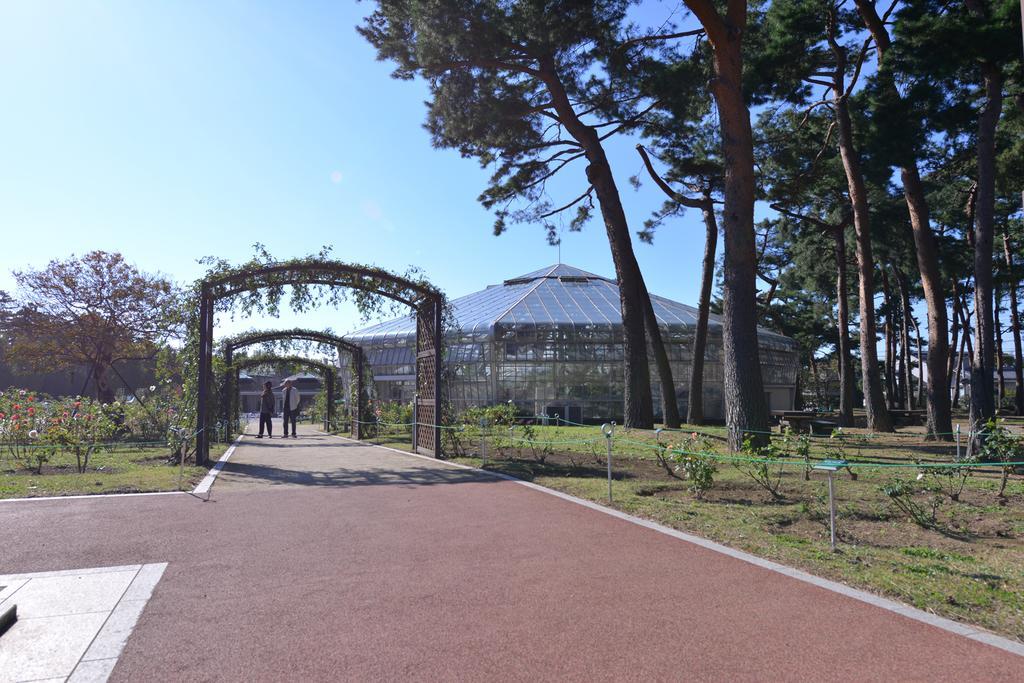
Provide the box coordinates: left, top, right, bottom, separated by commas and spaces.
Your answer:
222, 347, 234, 440
196, 290, 213, 466
325, 369, 335, 432
413, 295, 443, 457
352, 350, 365, 439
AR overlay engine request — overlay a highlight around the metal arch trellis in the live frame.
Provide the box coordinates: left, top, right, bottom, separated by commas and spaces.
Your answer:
195, 260, 444, 464
219, 328, 367, 440
229, 353, 341, 433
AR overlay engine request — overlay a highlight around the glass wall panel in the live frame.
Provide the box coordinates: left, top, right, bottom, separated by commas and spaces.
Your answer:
354, 320, 798, 423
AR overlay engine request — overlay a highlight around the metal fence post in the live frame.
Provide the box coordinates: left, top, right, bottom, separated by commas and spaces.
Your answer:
955, 423, 961, 461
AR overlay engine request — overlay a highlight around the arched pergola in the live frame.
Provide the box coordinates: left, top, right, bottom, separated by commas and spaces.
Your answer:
230, 354, 338, 431
220, 328, 366, 439
195, 261, 443, 464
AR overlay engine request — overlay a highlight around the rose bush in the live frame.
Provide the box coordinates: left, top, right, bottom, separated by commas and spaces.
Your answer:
0, 389, 51, 472
1, 387, 185, 474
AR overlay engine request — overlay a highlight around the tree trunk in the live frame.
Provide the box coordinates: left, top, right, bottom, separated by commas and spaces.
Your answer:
959, 292, 976, 361
641, 279, 681, 428
810, 355, 820, 406
680, 2, 768, 448
833, 227, 855, 426
954, 294, 975, 408
92, 359, 116, 404
968, 59, 1003, 450
953, 325, 967, 407
794, 367, 805, 410
1004, 233, 1024, 415
708, 37, 769, 450
688, 201, 718, 425
896, 269, 915, 410
995, 282, 1005, 410
912, 311, 925, 409
881, 269, 897, 409
834, 94, 892, 431
854, 0, 951, 439
539, 59, 654, 428
948, 288, 961, 398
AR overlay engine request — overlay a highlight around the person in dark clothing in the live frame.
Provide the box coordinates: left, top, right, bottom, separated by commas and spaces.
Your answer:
257, 381, 275, 438
282, 378, 299, 438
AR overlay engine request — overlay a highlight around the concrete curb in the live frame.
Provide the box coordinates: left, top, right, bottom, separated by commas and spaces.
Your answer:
192, 432, 245, 495
0, 491, 185, 504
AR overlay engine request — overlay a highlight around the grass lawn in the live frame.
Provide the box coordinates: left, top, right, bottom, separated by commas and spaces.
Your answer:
0, 441, 229, 499
353, 418, 1024, 642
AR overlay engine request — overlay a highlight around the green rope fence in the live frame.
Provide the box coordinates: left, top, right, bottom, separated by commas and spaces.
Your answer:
348, 418, 1024, 471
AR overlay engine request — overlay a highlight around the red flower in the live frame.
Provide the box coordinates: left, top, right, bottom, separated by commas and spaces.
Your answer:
12, 404, 20, 411
73, 401, 82, 408
27, 407, 35, 416
27, 395, 35, 402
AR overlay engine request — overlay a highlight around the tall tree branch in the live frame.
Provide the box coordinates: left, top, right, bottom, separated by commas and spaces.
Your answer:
636, 145, 712, 209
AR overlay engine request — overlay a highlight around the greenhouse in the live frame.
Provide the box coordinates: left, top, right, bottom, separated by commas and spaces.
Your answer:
346, 264, 800, 422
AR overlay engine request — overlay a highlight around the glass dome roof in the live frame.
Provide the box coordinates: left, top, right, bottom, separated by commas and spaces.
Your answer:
346, 264, 794, 347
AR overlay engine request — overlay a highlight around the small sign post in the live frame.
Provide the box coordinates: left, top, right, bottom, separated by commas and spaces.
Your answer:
813, 459, 847, 551
601, 422, 615, 503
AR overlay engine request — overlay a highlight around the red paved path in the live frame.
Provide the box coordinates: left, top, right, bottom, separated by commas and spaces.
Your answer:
1, 427, 1021, 681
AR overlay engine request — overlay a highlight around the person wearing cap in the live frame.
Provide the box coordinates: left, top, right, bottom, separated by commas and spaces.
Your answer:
282, 378, 300, 438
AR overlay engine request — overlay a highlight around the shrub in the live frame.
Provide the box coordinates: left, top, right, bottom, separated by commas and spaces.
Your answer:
461, 403, 519, 457
0, 389, 49, 472
881, 478, 942, 529
0, 391, 120, 474
924, 455, 976, 502
515, 422, 552, 463
822, 429, 857, 480
656, 432, 717, 497
740, 435, 785, 499
675, 452, 717, 498
44, 397, 117, 473
977, 419, 1024, 498
781, 429, 812, 480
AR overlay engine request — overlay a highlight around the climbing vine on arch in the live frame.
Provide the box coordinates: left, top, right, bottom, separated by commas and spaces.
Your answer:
220, 328, 369, 437
183, 244, 450, 460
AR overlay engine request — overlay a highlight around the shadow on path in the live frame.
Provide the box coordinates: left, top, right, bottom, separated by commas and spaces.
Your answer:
219, 460, 495, 489
214, 426, 497, 491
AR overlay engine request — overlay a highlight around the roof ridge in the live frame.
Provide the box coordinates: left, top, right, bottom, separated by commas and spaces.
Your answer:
492, 275, 549, 327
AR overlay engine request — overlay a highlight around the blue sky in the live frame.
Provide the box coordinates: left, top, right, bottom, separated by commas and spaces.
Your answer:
0, 0, 712, 340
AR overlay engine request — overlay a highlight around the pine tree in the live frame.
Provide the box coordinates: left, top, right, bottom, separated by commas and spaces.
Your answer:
358, 0, 665, 426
